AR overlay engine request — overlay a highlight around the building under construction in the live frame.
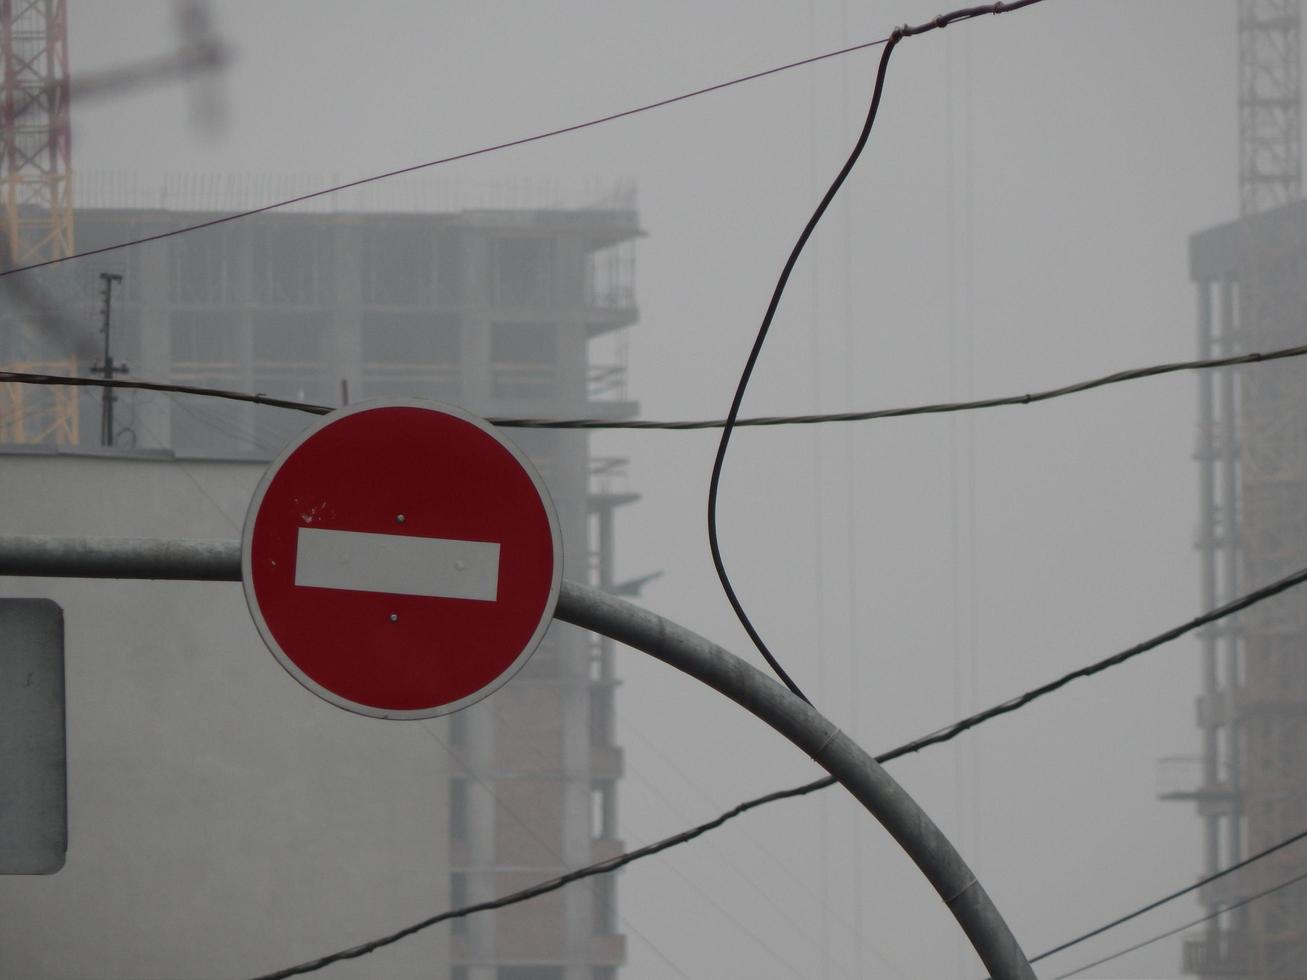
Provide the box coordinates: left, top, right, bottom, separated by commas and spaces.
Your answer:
1169, 3, 1307, 977
0, 199, 644, 980
0, 4, 645, 975
1185, 198, 1307, 980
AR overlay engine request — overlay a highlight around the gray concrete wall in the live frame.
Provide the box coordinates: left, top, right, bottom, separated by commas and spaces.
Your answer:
0, 450, 452, 980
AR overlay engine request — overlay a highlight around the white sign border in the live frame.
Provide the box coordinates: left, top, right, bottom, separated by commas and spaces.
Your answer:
240, 397, 563, 720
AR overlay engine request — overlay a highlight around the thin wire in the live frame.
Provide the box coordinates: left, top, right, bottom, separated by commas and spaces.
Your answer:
4, 342, 1305, 431
961, 20, 985, 963
165, 392, 274, 454
247, 560, 1307, 980
837, 2, 867, 972
1029, 825, 1307, 966
804, 7, 833, 971
0, 396, 61, 435
945, 29, 969, 978
417, 722, 696, 980
113, 387, 140, 449
132, 399, 245, 532
886, 564, 1307, 764
1049, 868, 1307, 980
0, 265, 102, 364
616, 720, 907, 978
0, 37, 899, 280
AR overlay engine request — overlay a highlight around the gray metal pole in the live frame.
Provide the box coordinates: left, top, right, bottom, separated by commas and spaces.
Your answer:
0, 533, 1034, 979
0, 534, 238, 581
553, 580, 1033, 980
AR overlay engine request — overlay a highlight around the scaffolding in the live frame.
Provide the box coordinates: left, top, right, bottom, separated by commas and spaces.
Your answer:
1172, 7, 1307, 977
1225, 203, 1307, 979
1182, 222, 1248, 977
1185, 188, 1307, 980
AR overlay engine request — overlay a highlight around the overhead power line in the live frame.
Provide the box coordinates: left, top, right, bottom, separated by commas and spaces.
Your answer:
495, 344, 1307, 428
706, 0, 1048, 703
1027, 825, 1307, 968
0, 36, 905, 280
1050, 868, 1307, 980
867, 563, 1307, 764
0, 370, 325, 416
5, 341, 1302, 434
247, 562, 1307, 980
8, 2, 1290, 976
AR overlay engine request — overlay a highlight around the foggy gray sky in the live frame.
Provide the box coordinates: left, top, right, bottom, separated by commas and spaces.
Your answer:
59, 2, 1245, 977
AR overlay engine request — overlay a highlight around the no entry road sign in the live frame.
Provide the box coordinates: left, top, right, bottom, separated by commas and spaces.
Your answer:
241, 400, 562, 719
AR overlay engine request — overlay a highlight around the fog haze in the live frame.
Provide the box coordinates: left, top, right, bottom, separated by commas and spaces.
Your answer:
11, 2, 1249, 977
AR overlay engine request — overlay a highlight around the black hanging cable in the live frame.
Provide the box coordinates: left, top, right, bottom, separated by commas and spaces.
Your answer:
1049, 867, 1307, 980
1025, 824, 1307, 967
707, 0, 1047, 702
2, 340, 1305, 431
494, 344, 1307, 428
246, 558, 1307, 980
706, 24, 897, 704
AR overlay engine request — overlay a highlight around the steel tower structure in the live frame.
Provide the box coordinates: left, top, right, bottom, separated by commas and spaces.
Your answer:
0, 0, 77, 445
1173, 3, 1307, 977
0, 0, 72, 265
1240, 0, 1302, 216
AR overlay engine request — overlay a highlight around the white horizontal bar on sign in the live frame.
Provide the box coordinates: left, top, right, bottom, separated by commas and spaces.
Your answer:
294, 527, 500, 602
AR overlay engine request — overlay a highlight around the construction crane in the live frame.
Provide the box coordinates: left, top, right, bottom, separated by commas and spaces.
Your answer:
1240, 0, 1302, 216
0, 0, 77, 446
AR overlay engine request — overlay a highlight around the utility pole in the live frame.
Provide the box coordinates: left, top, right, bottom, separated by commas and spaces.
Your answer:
90, 273, 127, 447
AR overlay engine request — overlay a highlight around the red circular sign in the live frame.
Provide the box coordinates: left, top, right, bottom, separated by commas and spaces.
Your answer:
241, 400, 561, 719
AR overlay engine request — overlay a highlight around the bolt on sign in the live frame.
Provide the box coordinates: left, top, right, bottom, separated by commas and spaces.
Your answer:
241, 400, 561, 719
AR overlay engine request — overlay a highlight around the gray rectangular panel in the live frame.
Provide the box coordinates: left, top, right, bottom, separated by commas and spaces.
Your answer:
0, 598, 66, 874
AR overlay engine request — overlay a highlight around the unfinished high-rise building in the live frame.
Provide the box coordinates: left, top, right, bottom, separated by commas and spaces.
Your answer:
1183, 198, 1307, 980
1164, 5, 1307, 977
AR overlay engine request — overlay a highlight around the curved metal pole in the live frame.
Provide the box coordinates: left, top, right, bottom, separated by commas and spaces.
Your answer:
555, 580, 1034, 980
0, 534, 1033, 978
